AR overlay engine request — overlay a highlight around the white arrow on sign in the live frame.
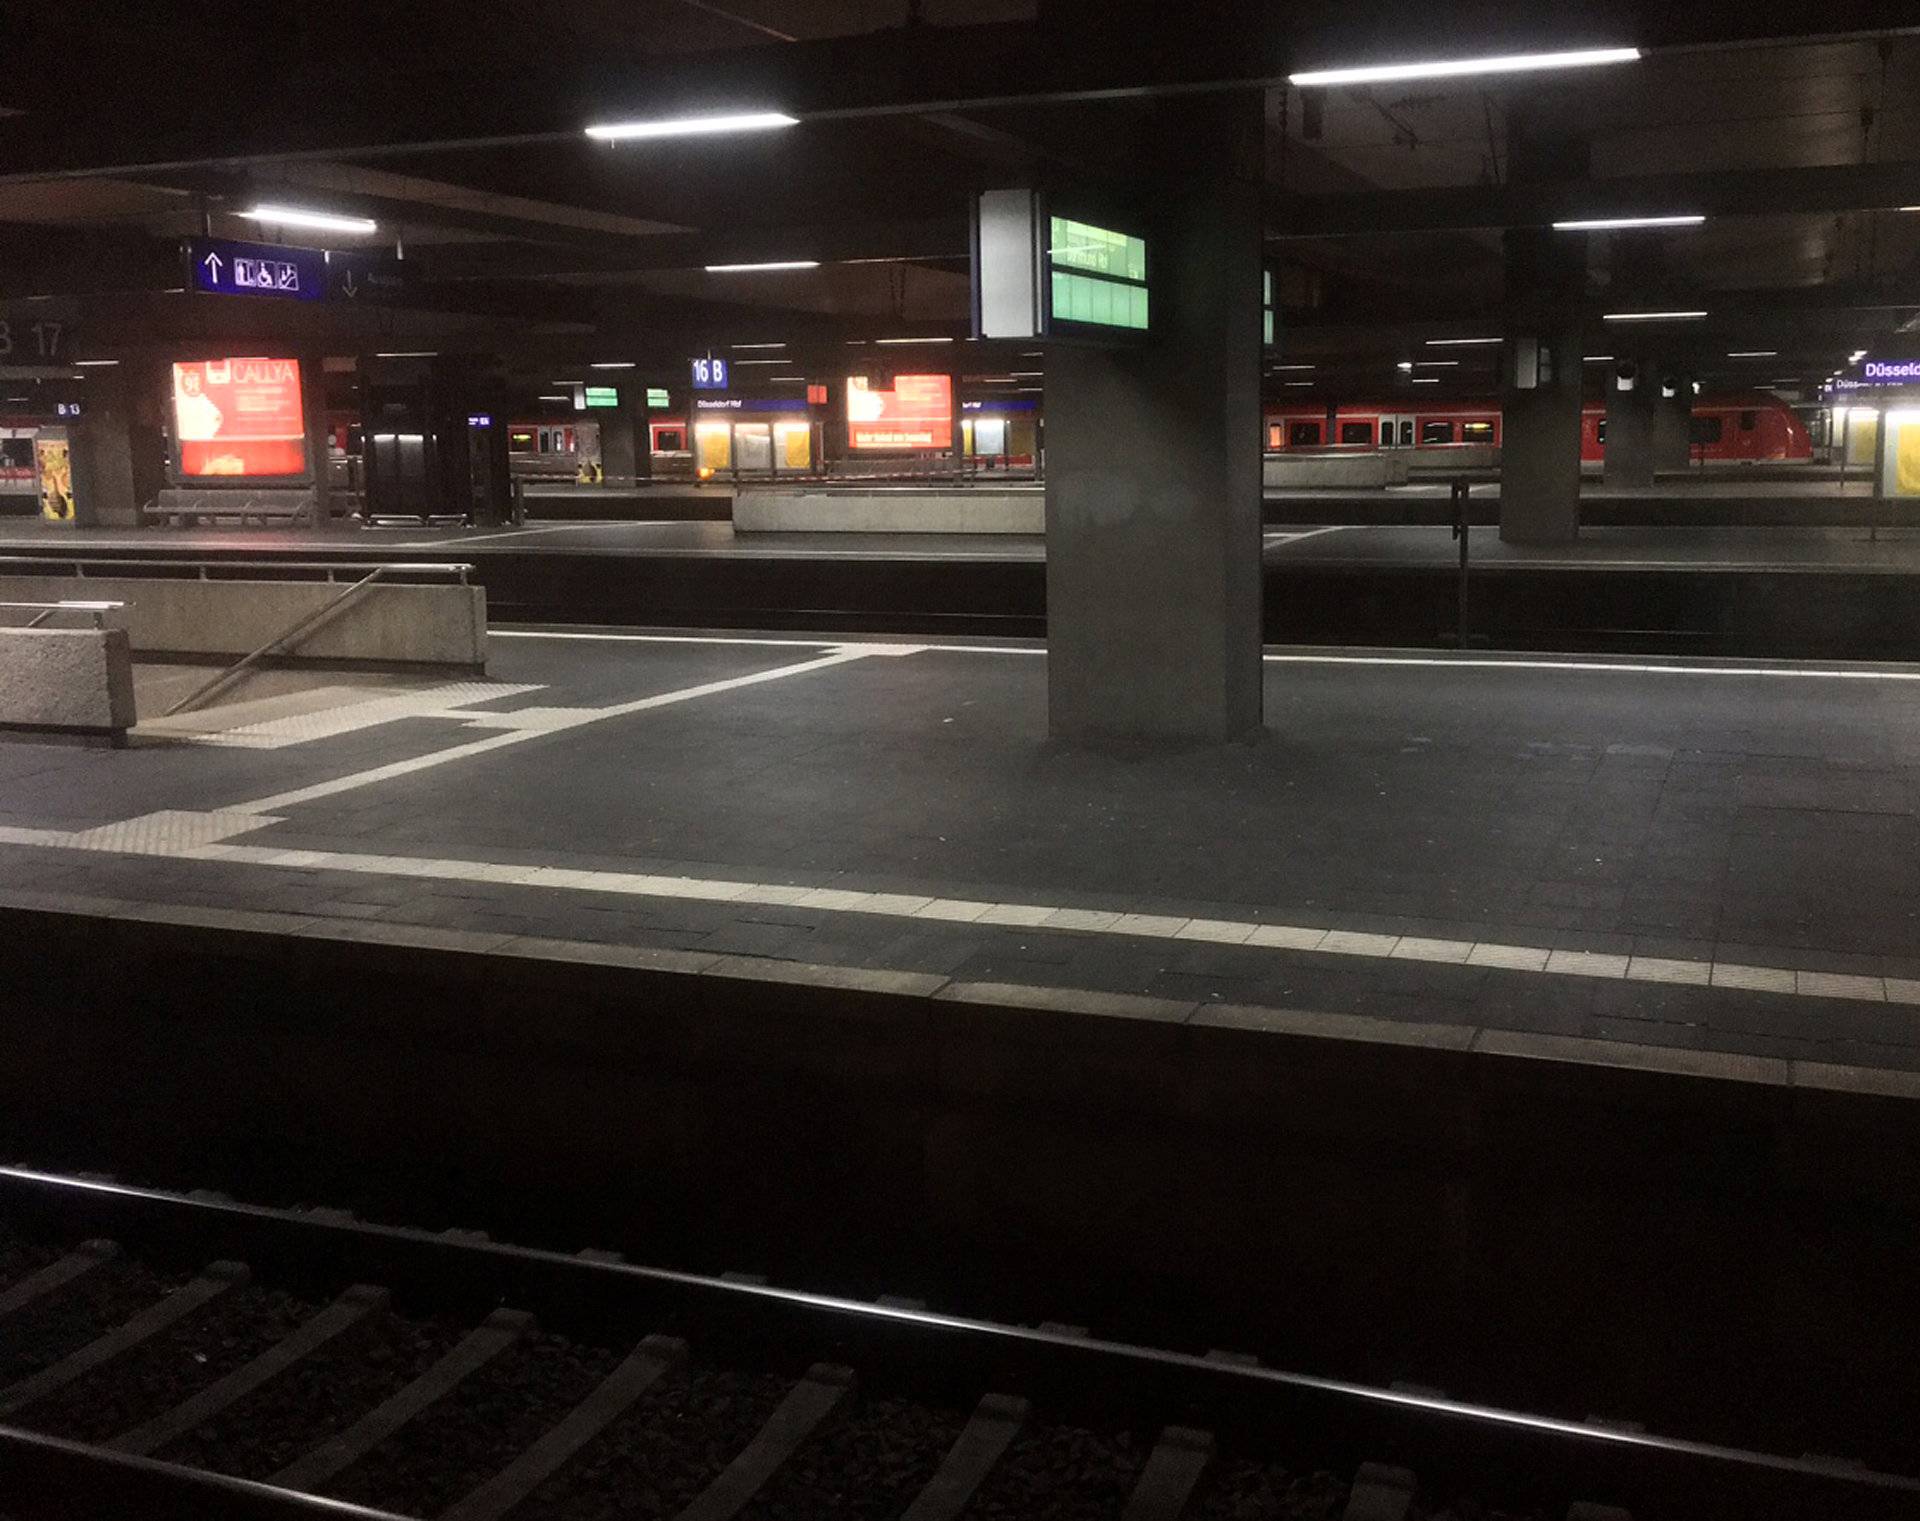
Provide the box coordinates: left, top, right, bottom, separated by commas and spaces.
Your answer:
201, 251, 224, 281
339, 270, 359, 297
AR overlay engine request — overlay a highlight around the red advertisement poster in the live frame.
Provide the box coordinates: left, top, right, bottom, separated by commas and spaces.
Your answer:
172, 357, 308, 477
847, 373, 952, 450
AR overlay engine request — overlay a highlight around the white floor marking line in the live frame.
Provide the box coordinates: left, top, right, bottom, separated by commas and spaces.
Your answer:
1264, 526, 1352, 546
491, 628, 1920, 681
1260, 653, 1920, 681
141, 683, 548, 750
2, 817, 1912, 1011
222, 648, 884, 815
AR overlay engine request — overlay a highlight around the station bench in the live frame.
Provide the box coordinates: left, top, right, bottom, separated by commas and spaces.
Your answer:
145, 489, 319, 530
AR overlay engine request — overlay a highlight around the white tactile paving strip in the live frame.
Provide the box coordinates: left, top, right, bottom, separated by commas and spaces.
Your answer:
1, 810, 1916, 1010
139, 683, 548, 749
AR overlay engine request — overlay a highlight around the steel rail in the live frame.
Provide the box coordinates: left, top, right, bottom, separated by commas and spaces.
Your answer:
0, 1165, 1916, 1518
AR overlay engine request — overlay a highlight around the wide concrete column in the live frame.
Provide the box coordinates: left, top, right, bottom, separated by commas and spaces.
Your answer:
1654, 369, 1694, 471
1498, 118, 1591, 545
597, 386, 647, 484
1602, 358, 1658, 488
1043, 90, 1264, 743
67, 368, 140, 528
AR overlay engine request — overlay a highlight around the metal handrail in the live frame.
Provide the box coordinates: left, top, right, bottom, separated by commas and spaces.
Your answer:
0, 557, 472, 585
0, 599, 126, 630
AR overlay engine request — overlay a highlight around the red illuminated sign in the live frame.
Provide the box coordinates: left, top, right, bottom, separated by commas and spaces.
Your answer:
172, 357, 308, 477
847, 374, 952, 450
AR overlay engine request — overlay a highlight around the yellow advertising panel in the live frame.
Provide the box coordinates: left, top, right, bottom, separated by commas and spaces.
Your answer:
1897, 419, 1920, 498
35, 436, 73, 522
696, 423, 731, 474
781, 423, 811, 470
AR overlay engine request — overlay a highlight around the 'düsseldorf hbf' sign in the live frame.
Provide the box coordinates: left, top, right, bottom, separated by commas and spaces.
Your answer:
1862, 360, 1920, 382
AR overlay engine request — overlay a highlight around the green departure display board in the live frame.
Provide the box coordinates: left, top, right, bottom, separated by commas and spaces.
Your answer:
1047, 215, 1149, 332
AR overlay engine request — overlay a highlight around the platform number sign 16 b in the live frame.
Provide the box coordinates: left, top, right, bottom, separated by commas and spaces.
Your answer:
0, 318, 67, 364
691, 355, 729, 391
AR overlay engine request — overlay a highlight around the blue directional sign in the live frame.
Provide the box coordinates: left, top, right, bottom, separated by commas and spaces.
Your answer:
188, 238, 327, 302
691, 356, 729, 391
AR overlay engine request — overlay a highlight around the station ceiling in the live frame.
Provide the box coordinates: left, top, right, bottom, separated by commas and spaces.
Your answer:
4, 1, 1920, 399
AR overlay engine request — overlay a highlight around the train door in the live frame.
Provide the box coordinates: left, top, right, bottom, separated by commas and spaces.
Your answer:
1378, 413, 1414, 448
733, 423, 774, 476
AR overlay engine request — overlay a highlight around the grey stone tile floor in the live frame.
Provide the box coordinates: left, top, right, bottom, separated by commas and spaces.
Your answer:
2, 629, 1919, 1072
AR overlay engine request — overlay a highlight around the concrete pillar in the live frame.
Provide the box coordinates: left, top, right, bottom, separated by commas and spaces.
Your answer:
1043, 89, 1264, 743
1602, 358, 1657, 488
1498, 120, 1590, 545
1654, 370, 1694, 471
67, 369, 139, 528
598, 387, 644, 484
300, 349, 332, 523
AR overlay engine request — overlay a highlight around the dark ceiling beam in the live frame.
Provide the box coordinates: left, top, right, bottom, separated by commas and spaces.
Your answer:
409, 216, 967, 281
11, 5, 1917, 185
1272, 162, 1920, 238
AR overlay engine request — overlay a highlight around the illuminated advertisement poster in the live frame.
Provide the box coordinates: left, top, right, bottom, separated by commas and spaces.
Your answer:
847, 374, 953, 450
34, 436, 73, 522
171, 357, 308, 477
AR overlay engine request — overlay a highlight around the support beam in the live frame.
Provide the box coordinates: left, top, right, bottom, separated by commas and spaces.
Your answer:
1044, 88, 1264, 743
1601, 359, 1657, 489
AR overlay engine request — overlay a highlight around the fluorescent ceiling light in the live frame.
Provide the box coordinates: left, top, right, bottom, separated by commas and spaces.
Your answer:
1727, 350, 1777, 358
875, 336, 954, 345
538, 394, 569, 401
1414, 360, 1459, 367
1583, 355, 1615, 362
1553, 215, 1704, 231
590, 361, 635, 370
1425, 337, 1502, 347
375, 351, 437, 358
732, 342, 787, 350
1850, 349, 1869, 363
239, 204, 377, 235
732, 358, 786, 366
1289, 46, 1641, 88
1603, 310, 1707, 321
1396, 361, 1414, 371
769, 375, 805, 382
73, 359, 120, 367
585, 111, 799, 142
1270, 363, 1314, 370
705, 260, 819, 273
1010, 371, 1044, 378
1284, 381, 1313, 387
1410, 377, 1441, 384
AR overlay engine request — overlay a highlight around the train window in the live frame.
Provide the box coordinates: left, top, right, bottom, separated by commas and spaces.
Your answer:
1460, 421, 1494, 441
1739, 410, 1757, 431
656, 429, 685, 452
1398, 420, 1413, 446
508, 431, 534, 453
1595, 420, 1607, 444
1690, 416, 1724, 445
1421, 420, 1454, 445
0, 439, 31, 468
1340, 422, 1372, 445
1379, 422, 1394, 447
1289, 421, 1321, 447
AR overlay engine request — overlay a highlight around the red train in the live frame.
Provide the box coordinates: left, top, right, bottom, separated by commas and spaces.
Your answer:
1263, 391, 1812, 462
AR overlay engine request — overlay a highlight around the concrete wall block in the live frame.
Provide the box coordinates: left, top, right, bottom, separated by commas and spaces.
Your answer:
734, 488, 1044, 534
0, 577, 486, 671
0, 628, 135, 735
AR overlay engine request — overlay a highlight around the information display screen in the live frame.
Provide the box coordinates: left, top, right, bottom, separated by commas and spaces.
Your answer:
846, 374, 952, 450
1047, 215, 1148, 332
171, 357, 308, 477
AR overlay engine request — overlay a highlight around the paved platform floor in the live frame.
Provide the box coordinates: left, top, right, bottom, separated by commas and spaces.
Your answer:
6, 517, 1920, 571
3, 629, 1920, 1076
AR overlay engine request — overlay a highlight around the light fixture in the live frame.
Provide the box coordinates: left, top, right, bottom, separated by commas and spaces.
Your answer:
1010, 371, 1044, 378
1425, 337, 1503, 347
1582, 355, 1615, 362
1284, 381, 1313, 387
538, 394, 569, 401
1410, 377, 1441, 384
705, 260, 820, 273
1414, 360, 1460, 367
1603, 310, 1707, 322
1850, 349, 1869, 363
874, 336, 955, 345
1552, 215, 1704, 231
585, 111, 799, 142
73, 359, 120, 367
1727, 350, 1777, 358
375, 351, 438, 359
732, 342, 787, 350
590, 361, 636, 370
732, 359, 786, 366
1396, 361, 1414, 371
1270, 363, 1314, 371
239, 204, 378, 235
1289, 47, 1640, 88
769, 375, 806, 382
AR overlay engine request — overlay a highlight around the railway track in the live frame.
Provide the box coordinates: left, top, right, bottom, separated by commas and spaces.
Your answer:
0, 1165, 1913, 1521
